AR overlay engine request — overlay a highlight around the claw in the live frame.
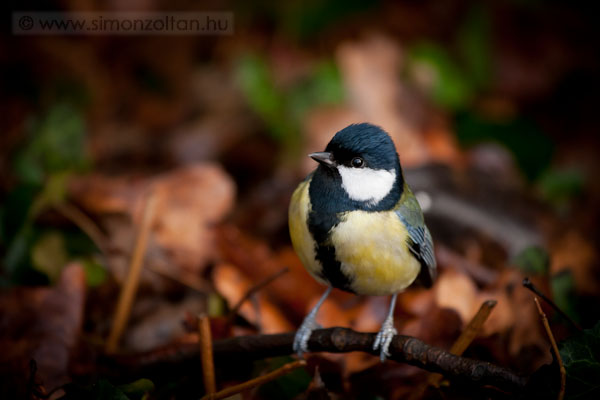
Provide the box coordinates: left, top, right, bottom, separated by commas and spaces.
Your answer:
293, 287, 332, 358
293, 316, 322, 357
373, 317, 397, 362
373, 293, 399, 362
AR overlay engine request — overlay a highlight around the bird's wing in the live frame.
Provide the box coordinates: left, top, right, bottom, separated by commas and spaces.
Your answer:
395, 188, 437, 288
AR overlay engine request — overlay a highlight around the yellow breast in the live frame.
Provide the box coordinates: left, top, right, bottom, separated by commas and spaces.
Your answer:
288, 178, 327, 285
330, 210, 420, 295
289, 178, 421, 295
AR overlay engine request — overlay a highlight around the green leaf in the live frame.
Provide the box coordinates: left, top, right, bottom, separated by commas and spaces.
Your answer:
207, 292, 227, 317
538, 167, 585, 212
118, 378, 155, 400
14, 102, 89, 185
409, 43, 474, 110
288, 59, 344, 124
236, 54, 344, 157
2, 102, 93, 286
256, 357, 311, 399
457, 4, 492, 90
31, 231, 69, 283
30, 171, 71, 218
2, 184, 40, 280
559, 321, 600, 399
513, 246, 550, 275
236, 54, 292, 142
61, 379, 130, 400
280, 0, 377, 41
551, 270, 580, 325
81, 257, 107, 287
92, 380, 131, 400
455, 111, 554, 181
1, 183, 41, 242
3, 224, 35, 278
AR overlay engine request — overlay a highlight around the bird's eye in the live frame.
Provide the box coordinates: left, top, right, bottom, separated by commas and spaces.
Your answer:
351, 157, 365, 168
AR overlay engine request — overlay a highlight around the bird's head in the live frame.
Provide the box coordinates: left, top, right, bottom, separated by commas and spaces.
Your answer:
310, 123, 402, 207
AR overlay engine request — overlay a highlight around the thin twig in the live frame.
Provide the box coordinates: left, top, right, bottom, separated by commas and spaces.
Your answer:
200, 360, 306, 400
106, 191, 157, 353
523, 278, 582, 331
56, 202, 209, 295
229, 266, 290, 318
199, 314, 217, 395
411, 300, 497, 399
145, 266, 211, 293
450, 300, 497, 355
55, 202, 109, 253
107, 328, 527, 392
534, 298, 566, 400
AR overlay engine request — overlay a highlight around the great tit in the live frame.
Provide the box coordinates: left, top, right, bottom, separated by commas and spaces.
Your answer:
288, 123, 436, 361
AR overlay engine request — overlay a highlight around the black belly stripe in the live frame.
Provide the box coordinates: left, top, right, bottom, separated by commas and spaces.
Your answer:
315, 243, 353, 292
307, 207, 353, 291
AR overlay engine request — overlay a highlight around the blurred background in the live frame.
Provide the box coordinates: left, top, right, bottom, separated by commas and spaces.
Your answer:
1, 0, 600, 399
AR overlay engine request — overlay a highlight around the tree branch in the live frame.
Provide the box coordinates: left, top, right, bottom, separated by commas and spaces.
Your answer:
108, 328, 527, 392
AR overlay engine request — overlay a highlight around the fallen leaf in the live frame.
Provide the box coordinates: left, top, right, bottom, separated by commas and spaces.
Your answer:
476, 289, 513, 337
423, 116, 463, 166
212, 263, 293, 334
401, 303, 463, 350
70, 163, 236, 288
217, 225, 323, 317
335, 34, 430, 166
497, 269, 550, 372
550, 229, 599, 295
144, 164, 236, 274
397, 288, 436, 318
0, 263, 86, 397
559, 321, 600, 400
434, 269, 479, 324
69, 173, 138, 214
123, 294, 206, 352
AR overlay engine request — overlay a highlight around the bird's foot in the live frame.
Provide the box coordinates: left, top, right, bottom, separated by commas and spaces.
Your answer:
293, 314, 321, 358
373, 316, 397, 362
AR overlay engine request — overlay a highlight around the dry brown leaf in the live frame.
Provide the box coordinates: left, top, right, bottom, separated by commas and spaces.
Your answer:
0, 263, 86, 397
477, 291, 513, 337
434, 269, 479, 324
497, 270, 549, 365
401, 304, 463, 350
434, 268, 515, 338
550, 229, 599, 295
212, 263, 293, 334
70, 164, 235, 286
397, 288, 436, 318
423, 116, 463, 166
123, 295, 206, 352
217, 226, 323, 315
144, 164, 235, 273
335, 34, 429, 166
69, 173, 139, 214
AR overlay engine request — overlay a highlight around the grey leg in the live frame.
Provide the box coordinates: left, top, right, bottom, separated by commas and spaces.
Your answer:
293, 286, 332, 358
373, 293, 398, 362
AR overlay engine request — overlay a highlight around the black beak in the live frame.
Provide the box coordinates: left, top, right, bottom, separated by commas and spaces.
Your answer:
309, 152, 336, 168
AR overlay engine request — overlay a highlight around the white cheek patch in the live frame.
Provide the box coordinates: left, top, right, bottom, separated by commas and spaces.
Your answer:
337, 166, 396, 206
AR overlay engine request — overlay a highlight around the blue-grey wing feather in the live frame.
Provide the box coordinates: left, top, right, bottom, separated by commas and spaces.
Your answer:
395, 191, 437, 287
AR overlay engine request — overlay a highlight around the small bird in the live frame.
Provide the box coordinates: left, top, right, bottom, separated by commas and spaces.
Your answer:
288, 123, 436, 361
